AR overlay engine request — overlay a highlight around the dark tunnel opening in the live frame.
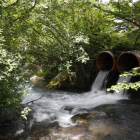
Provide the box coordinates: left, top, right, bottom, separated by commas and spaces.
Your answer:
96, 52, 115, 71
117, 53, 139, 72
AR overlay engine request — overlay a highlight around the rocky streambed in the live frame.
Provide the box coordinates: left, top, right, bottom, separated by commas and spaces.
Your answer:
1, 99, 140, 140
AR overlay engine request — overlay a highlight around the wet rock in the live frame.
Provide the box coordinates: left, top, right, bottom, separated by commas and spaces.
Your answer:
99, 112, 106, 117
51, 125, 87, 139
30, 76, 45, 81
88, 119, 119, 140
31, 121, 59, 136
14, 131, 32, 140
46, 121, 60, 129
77, 119, 88, 125
71, 112, 97, 124
94, 104, 115, 111
63, 106, 74, 112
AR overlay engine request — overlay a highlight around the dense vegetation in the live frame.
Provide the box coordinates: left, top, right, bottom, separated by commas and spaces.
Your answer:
0, 0, 140, 113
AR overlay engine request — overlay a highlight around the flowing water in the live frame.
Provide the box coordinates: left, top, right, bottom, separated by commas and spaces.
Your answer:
2, 70, 138, 140
91, 70, 109, 92
20, 71, 130, 128
21, 71, 130, 128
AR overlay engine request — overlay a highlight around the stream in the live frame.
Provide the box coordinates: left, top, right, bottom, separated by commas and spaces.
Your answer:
1, 70, 140, 140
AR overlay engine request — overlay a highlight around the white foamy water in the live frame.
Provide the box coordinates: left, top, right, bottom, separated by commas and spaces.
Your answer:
22, 71, 131, 128
91, 70, 109, 92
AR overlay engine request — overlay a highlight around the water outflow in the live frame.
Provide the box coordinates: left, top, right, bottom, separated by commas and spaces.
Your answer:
114, 75, 132, 96
91, 70, 109, 92
21, 70, 131, 129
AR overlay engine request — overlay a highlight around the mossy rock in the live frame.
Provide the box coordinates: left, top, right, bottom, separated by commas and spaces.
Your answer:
46, 72, 72, 90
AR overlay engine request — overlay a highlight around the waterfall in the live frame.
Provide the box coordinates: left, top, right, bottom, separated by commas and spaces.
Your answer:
91, 70, 109, 92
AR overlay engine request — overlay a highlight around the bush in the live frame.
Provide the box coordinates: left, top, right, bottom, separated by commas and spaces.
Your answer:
36, 69, 57, 80
0, 30, 29, 114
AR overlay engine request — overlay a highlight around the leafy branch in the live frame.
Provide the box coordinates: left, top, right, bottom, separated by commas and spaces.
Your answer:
93, 3, 140, 28
3, 0, 20, 9
4, 0, 37, 27
107, 67, 140, 93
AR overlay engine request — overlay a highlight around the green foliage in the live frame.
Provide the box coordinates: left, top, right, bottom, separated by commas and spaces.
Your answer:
110, 36, 133, 58
120, 67, 140, 77
107, 0, 140, 30
37, 69, 57, 80
21, 107, 31, 120
107, 81, 140, 93
0, 29, 30, 118
1, 0, 140, 94
107, 67, 140, 93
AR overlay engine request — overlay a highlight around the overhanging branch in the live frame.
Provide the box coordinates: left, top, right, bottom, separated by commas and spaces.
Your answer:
93, 4, 140, 28
4, 0, 37, 27
0, 0, 20, 9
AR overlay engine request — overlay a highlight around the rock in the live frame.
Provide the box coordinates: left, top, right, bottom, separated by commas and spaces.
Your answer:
63, 106, 74, 112
77, 119, 88, 125
46, 72, 72, 90
53, 125, 87, 138
30, 76, 45, 82
71, 112, 96, 124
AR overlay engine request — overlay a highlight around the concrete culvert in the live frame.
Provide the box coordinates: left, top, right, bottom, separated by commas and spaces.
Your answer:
117, 51, 140, 72
96, 51, 116, 71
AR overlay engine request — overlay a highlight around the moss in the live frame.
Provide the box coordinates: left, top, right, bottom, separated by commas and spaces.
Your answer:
36, 69, 57, 80
46, 72, 72, 90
